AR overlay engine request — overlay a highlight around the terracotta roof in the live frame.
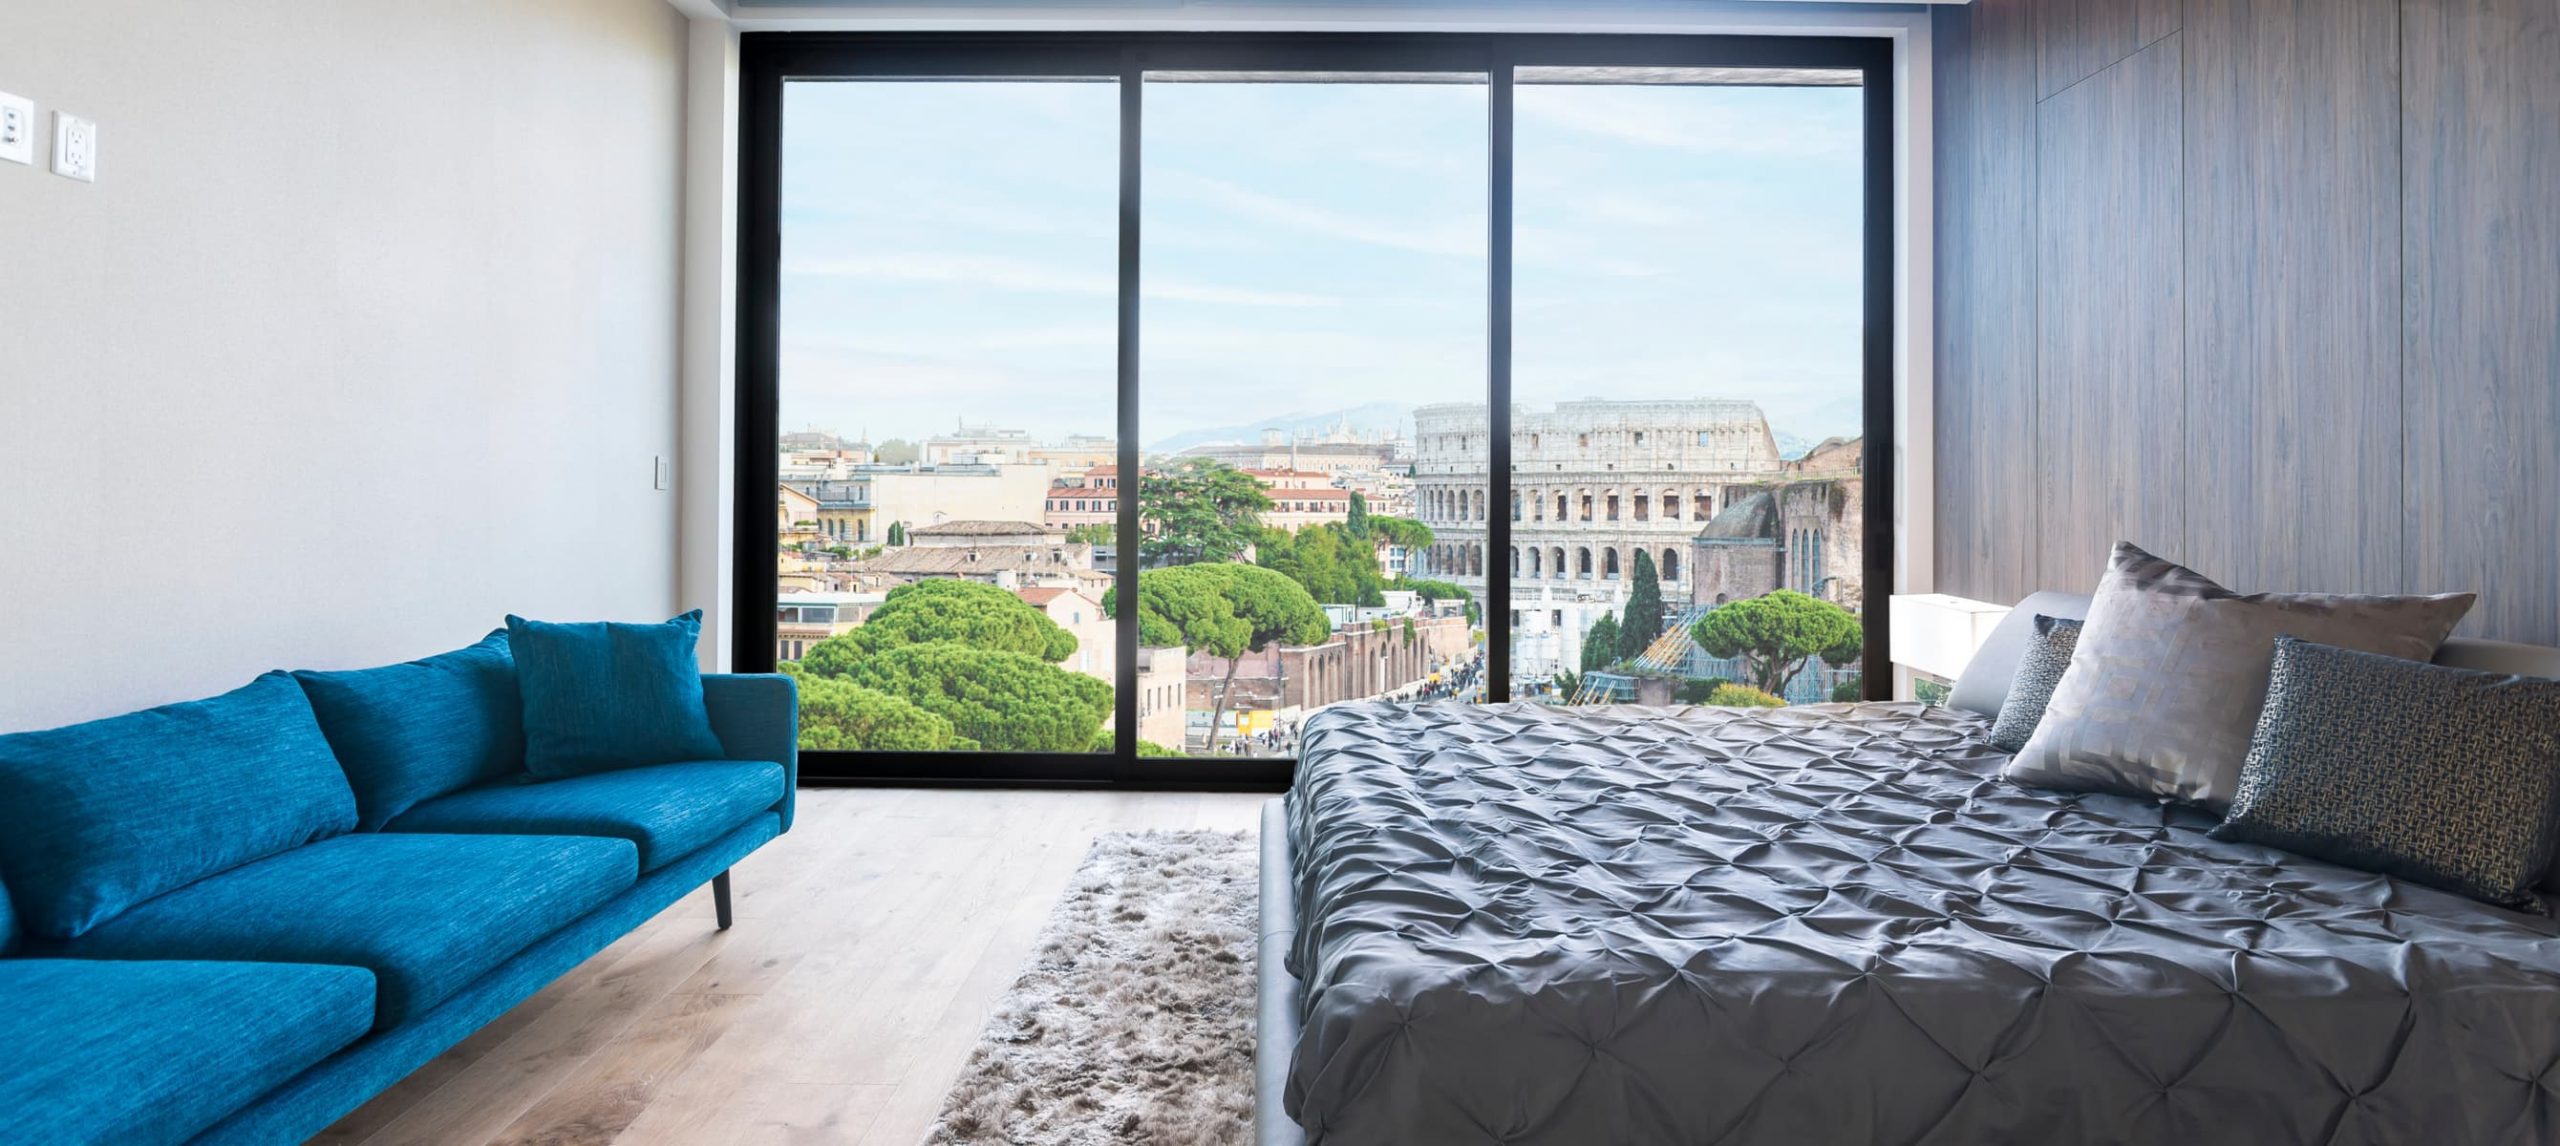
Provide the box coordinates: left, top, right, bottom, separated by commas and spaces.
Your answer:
905, 520, 1053, 537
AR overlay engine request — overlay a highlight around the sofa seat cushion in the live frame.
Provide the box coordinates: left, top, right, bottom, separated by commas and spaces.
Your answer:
49, 834, 636, 1029
0, 958, 375, 1146
384, 760, 784, 873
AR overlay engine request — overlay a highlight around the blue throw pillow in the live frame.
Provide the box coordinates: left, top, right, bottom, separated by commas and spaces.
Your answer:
507, 610, 726, 778
295, 629, 526, 830
0, 673, 358, 939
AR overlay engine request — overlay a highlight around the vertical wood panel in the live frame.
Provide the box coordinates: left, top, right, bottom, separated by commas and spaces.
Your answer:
2039, 0, 2182, 100
2036, 35, 2187, 590
2402, 0, 2560, 643
2182, 0, 2403, 592
1932, 0, 2042, 604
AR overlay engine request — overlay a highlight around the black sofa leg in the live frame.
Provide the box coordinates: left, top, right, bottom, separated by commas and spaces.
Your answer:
713, 870, 734, 931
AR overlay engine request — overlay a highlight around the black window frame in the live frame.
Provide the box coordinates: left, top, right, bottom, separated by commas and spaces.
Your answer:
737, 30, 1896, 788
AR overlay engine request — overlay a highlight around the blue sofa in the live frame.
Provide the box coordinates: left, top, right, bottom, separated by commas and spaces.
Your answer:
0, 643, 797, 1146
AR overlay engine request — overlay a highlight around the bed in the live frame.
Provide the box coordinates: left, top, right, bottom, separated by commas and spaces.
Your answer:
1257, 593, 2560, 1146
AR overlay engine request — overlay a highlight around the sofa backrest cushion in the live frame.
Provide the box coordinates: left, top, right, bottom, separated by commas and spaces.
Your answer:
0, 672, 358, 940
295, 629, 526, 830
507, 610, 726, 778
0, 874, 17, 956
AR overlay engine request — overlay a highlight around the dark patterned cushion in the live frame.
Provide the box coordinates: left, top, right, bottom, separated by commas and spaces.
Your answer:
2211, 637, 2560, 910
1986, 615, 2081, 753
2006, 542, 2474, 808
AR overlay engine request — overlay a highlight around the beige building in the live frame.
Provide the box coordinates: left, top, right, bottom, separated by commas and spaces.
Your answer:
1412, 399, 1850, 681
1247, 468, 1354, 531
1133, 645, 1188, 751
1042, 465, 1122, 532
774, 591, 881, 663
1016, 585, 1114, 682
846, 520, 1109, 595
785, 464, 1051, 546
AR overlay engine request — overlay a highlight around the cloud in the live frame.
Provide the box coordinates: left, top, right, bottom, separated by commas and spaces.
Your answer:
1153, 170, 1484, 259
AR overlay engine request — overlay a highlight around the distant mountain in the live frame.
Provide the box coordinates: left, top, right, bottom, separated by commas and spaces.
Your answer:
1147, 402, 1413, 454
1771, 430, 1818, 461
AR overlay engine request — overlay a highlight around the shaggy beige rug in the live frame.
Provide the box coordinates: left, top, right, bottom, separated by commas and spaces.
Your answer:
925, 829, 1259, 1146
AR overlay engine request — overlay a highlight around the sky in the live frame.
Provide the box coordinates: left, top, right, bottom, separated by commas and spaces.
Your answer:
776, 74, 1865, 451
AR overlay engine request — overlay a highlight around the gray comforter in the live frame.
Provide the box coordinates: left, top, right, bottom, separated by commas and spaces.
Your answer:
1282, 700, 2560, 1145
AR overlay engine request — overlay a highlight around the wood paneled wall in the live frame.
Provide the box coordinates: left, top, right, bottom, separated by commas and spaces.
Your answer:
1933, 0, 2560, 644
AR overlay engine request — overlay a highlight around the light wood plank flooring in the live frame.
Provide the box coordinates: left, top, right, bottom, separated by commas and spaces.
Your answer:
316, 787, 1271, 1146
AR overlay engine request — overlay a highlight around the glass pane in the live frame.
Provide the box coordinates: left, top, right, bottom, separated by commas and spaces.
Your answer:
776, 78, 1122, 755
1507, 68, 1867, 708
1136, 73, 1489, 759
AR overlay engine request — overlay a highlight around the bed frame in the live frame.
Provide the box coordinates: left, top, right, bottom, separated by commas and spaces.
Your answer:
1254, 591, 2560, 1145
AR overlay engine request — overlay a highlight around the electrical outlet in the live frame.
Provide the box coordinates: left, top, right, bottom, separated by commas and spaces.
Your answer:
51, 111, 94, 182
0, 92, 32, 165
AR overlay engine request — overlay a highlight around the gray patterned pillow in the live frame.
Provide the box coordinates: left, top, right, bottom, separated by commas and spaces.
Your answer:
2005, 543, 2474, 809
2211, 637, 2560, 910
1987, 615, 2081, 753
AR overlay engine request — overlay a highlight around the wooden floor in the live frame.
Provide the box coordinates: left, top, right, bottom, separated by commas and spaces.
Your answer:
317, 787, 1271, 1146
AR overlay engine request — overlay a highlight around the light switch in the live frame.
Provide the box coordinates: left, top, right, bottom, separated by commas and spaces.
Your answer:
0, 92, 32, 166
654, 456, 673, 491
51, 111, 94, 182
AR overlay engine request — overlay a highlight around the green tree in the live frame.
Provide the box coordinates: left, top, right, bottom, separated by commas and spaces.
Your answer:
791, 672, 973, 752
1582, 611, 1621, 673
833, 643, 1110, 753
873, 438, 919, 465
1346, 490, 1371, 538
1830, 675, 1866, 703
1691, 590, 1864, 695
1106, 563, 1329, 753
799, 579, 1075, 677
886, 521, 906, 547
1257, 523, 1385, 606
1368, 517, 1434, 550
1063, 523, 1115, 546
1619, 549, 1666, 662
1139, 458, 1270, 566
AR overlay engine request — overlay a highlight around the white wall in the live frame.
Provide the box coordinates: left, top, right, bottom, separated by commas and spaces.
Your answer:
0, 0, 691, 730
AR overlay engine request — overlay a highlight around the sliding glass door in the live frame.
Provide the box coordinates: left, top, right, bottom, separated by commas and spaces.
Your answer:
738, 35, 1892, 784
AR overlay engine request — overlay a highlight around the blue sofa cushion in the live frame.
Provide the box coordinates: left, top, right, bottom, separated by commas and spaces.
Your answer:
0, 958, 375, 1146
0, 673, 358, 940
385, 760, 785, 872
295, 629, 525, 830
507, 611, 726, 778
48, 834, 636, 1029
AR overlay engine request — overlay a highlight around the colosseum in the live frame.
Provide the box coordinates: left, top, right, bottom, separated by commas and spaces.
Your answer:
1410, 399, 1863, 684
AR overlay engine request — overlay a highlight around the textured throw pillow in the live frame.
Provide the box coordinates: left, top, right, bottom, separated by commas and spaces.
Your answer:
295, 629, 525, 830
1986, 615, 2081, 753
2005, 543, 2473, 808
2212, 637, 2560, 909
0, 673, 358, 939
508, 610, 726, 778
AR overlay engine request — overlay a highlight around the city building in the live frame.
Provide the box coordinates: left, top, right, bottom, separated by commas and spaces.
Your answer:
774, 591, 881, 662
923, 422, 1037, 465
845, 520, 1109, 595
1414, 399, 1837, 680
1181, 614, 1474, 743
1042, 465, 1122, 533
1173, 420, 1400, 477
783, 463, 1050, 546
1245, 468, 1354, 531
1133, 644, 1189, 751
1015, 585, 1114, 681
